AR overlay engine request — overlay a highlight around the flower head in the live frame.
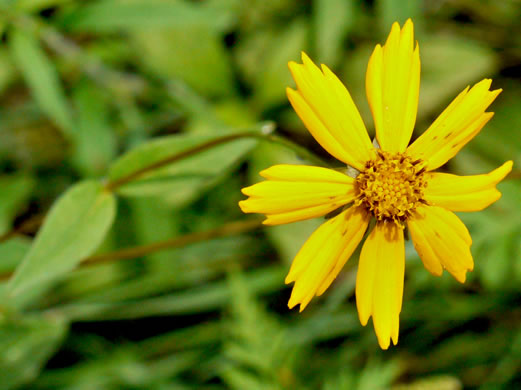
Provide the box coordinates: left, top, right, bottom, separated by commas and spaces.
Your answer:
239, 19, 513, 349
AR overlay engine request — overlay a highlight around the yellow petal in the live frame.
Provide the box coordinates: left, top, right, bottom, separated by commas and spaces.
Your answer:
262, 203, 349, 226
313, 207, 370, 295
408, 205, 474, 283
260, 164, 354, 183
286, 206, 370, 311
424, 161, 513, 211
239, 165, 356, 225
287, 52, 373, 170
407, 79, 501, 170
356, 221, 404, 349
366, 19, 420, 154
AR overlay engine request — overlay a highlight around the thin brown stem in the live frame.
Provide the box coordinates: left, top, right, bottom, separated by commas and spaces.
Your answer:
0, 219, 263, 281
84, 219, 263, 265
104, 132, 256, 192
104, 129, 329, 192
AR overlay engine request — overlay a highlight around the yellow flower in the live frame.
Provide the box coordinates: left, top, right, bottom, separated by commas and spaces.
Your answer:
239, 19, 513, 349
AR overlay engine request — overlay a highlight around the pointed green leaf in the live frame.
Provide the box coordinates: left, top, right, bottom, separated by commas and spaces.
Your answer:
5, 181, 116, 306
9, 27, 74, 136
71, 81, 117, 176
108, 132, 257, 205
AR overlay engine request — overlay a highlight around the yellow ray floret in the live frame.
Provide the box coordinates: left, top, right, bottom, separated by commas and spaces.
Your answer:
239, 165, 356, 225
424, 161, 513, 211
407, 79, 502, 171
238, 18, 513, 350
287, 52, 374, 170
286, 206, 370, 312
408, 205, 473, 282
366, 18, 420, 154
356, 221, 404, 350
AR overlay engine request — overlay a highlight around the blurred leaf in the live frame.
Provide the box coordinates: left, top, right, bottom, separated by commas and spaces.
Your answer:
392, 376, 462, 390
252, 18, 308, 107
0, 173, 34, 235
419, 35, 497, 119
128, 197, 181, 265
33, 345, 198, 390
0, 46, 15, 94
0, 314, 67, 390
71, 81, 117, 177
357, 358, 401, 390
324, 357, 400, 390
62, 235, 254, 306
61, 0, 234, 32
132, 26, 234, 97
0, 238, 31, 274
468, 89, 521, 166
9, 27, 74, 136
313, 0, 355, 67
5, 181, 116, 307
376, 0, 422, 33
108, 132, 258, 205
220, 270, 293, 390
53, 266, 285, 321
13, 0, 70, 12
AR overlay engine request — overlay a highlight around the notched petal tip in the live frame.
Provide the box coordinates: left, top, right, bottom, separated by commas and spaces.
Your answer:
261, 217, 277, 226
423, 159, 514, 212
377, 332, 391, 350
287, 61, 300, 77
454, 272, 467, 284
301, 51, 313, 65
238, 200, 249, 212
391, 326, 399, 346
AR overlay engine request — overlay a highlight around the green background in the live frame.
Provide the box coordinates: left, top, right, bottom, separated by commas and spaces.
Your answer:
0, 0, 520, 389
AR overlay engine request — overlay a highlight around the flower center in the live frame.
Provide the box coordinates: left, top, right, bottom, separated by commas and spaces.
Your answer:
355, 150, 427, 224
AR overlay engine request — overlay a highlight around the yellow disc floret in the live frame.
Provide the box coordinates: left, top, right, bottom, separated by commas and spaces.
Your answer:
355, 150, 427, 225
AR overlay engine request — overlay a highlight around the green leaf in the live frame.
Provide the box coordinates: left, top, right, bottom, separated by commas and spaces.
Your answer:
252, 19, 308, 107
0, 173, 34, 235
5, 181, 116, 307
0, 46, 16, 94
61, 0, 234, 33
108, 133, 257, 205
13, 0, 71, 12
131, 25, 234, 97
0, 314, 67, 390
419, 35, 497, 118
9, 27, 74, 136
53, 266, 285, 321
313, 0, 355, 67
71, 81, 117, 177
0, 238, 31, 274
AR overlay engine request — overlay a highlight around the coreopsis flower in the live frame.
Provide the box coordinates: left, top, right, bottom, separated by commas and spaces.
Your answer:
239, 19, 513, 349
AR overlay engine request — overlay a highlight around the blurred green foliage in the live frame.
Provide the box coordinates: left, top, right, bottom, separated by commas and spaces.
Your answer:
0, 0, 520, 389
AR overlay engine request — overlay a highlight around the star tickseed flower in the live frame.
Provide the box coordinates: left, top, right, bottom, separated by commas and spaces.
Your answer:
239, 19, 513, 349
